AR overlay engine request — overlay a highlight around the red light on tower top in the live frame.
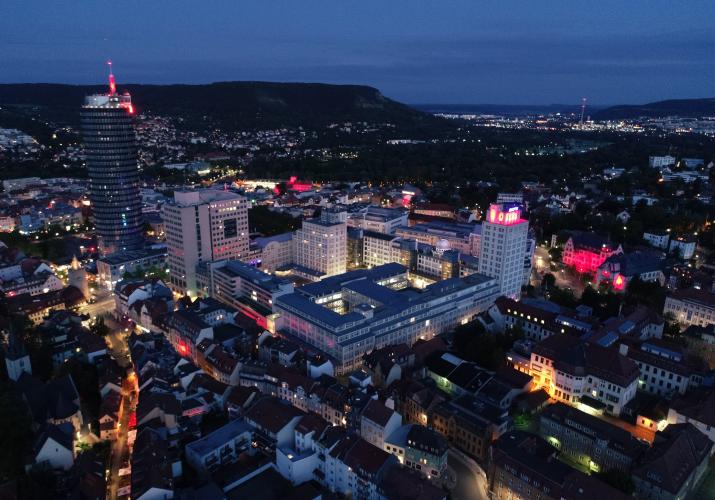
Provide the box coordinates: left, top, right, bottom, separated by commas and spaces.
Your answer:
487, 203, 524, 226
107, 60, 116, 95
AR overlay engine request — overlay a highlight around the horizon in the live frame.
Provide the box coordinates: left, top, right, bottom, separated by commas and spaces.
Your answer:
0, 79, 710, 109
2, 1, 715, 105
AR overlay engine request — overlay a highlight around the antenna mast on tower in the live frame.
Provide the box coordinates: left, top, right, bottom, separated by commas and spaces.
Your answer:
107, 60, 116, 95
579, 97, 587, 126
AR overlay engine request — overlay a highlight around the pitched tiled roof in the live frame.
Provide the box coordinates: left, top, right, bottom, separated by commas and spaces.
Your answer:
362, 399, 396, 427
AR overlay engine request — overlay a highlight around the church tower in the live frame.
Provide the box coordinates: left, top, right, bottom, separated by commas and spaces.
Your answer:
5, 333, 31, 381
68, 255, 90, 299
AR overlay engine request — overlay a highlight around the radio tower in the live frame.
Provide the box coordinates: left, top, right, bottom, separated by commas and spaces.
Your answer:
579, 97, 587, 126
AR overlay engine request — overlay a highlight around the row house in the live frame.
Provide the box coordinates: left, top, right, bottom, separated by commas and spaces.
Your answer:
432, 394, 509, 463
539, 402, 647, 474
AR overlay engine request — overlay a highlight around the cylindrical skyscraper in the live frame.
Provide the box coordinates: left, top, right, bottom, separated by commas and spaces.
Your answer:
81, 63, 143, 255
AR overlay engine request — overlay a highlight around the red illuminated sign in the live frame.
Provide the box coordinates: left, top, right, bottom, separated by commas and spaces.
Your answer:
488, 204, 522, 226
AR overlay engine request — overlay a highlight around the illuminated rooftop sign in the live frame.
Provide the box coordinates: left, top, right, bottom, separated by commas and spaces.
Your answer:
487, 203, 524, 226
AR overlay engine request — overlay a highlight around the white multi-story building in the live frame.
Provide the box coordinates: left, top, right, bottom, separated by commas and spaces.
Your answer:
529, 335, 639, 416
162, 190, 249, 295
478, 203, 529, 300
294, 218, 347, 279
197, 259, 293, 330
347, 206, 408, 234
396, 221, 480, 256
643, 231, 670, 250
251, 233, 293, 273
274, 263, 500, 374
649, 155, 677, 168
664, 288, 715, 328
363, 231, 402, 269
669, 235, 697, 260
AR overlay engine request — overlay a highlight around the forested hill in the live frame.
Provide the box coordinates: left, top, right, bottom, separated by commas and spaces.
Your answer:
0, 81, 434, 129
594, 98, 715, 120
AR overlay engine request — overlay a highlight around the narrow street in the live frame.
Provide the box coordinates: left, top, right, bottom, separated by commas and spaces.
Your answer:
102, 310, 136, 499
107, 382, 134, 500
448, 449, 489, 500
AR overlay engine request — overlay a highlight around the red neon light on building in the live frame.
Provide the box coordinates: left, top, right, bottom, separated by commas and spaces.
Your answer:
487, 204, 522, 226
286, 175, 313, 193
613, 274, 625, 291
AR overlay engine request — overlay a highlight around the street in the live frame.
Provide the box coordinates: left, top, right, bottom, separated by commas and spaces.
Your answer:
79, 288, 116, 319
448, 449, 489, 500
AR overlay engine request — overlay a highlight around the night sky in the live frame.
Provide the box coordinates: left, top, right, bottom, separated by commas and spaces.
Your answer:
2, 0, 714, 105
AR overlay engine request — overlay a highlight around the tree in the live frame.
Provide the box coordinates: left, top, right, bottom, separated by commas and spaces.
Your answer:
0, 384, 33, 481
90, 318, 110, 337
542, 273, 556, 290
598, 468, 635, 495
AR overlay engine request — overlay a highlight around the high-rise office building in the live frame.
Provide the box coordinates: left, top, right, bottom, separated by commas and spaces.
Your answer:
294, 214, 347, 279
80, 63, 143, 254
478, 203, 529, 300
162, 189, 249, 295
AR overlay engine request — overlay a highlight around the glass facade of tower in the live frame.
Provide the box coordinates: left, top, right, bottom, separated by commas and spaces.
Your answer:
81, 93, 143, 255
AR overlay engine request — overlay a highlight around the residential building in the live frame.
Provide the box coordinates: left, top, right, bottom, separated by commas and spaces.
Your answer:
529, 335, 639, 416
360, 399, 402, 449
347, 206, 408, 234
664, 288, 715, 328
669, 235, 697, 260
492, 296, 585, 342
196, 259, 293, 330
96, 247, 167, 291
644, 231, 670, 250
595, 250, 665, 292
162, 189, 249, 295
0, 259, 63, 297
32, 423, 75, 471
384, 424, 448, 481
396, 220, 480, 256
161, 297, 238, 364
432, 394, 509, 462
185, 419, 253, 476
244, 396, 306, 450
488, 431, 631, 500
649, 155, 677, 168
632, 424, 712, 500
668, 388, 715, 445
362, 231, 402, 269
250, 232, 293, 273
478, 203, 529, 299
621, 340, 706, 397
